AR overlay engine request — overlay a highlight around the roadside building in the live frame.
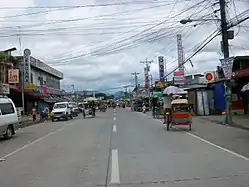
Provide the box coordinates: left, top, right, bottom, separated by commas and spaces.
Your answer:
8, 56, 63, 114
231, 56, 249, 114
0, 48, 17, 96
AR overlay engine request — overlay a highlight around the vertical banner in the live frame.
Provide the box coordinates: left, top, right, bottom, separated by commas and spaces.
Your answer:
144, 67, 149, 94
220, 57, 234, 79
23, 49, 31, 84
158, 56, 164, 82
177, 34, 184, 73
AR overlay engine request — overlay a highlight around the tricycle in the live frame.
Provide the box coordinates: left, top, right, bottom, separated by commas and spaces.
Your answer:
165, 98, 192, 131
83, 108, 95, 118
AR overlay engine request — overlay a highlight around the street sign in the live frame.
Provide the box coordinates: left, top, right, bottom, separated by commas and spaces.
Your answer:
204, 72, 215, 83
220, 57, 234, 79
173, 71, 184, 85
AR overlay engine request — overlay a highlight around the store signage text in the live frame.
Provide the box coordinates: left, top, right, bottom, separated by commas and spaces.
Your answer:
23, 49, 31, 84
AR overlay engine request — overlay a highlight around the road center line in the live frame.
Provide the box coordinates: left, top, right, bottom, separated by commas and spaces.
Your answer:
113, 125, 117, 132
113, 116, 116, 121
110, 149, 120, 184
154, 118, 249, 161
0, 122, 75, 160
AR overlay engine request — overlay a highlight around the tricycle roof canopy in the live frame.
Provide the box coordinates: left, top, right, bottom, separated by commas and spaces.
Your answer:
171, 99, 188, 105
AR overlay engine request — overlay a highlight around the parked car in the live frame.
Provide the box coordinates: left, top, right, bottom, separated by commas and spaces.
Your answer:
51, 102, 73, 121
0, 96, 20, 139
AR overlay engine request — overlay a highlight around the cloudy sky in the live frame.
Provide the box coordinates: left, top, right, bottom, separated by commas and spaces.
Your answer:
0, 0, 249, 92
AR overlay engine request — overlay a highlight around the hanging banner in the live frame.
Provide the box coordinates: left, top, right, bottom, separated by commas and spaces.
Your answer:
220, 57, 234, 79
158, 56, 164, 82
177, 34, 184, 73
23, 49, 31, 84
8, 69, 19, 84
144, 67, 149, 93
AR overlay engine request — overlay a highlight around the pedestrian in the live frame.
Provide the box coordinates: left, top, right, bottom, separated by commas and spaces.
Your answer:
30, 106, 37, 123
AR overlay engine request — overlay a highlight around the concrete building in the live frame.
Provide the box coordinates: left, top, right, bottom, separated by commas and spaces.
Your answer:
9, 56, 63, 114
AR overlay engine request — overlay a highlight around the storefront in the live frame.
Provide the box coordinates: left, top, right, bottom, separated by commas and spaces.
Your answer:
230, 56, 249, 114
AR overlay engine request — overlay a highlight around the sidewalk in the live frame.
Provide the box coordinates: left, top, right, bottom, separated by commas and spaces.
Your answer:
20, 115, 42, 127
200, 115, 249, 130
143, 111, 249, 158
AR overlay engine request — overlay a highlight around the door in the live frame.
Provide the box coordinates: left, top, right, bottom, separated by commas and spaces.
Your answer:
196, 90, 210, 116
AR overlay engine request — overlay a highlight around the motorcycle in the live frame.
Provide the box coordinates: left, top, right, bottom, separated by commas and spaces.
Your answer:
142, 106, 146, 113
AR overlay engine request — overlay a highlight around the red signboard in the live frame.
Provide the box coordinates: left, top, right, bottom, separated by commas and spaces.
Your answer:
41, 84, 48, 97
47, 88, 61, 95
232, 68, 249, 78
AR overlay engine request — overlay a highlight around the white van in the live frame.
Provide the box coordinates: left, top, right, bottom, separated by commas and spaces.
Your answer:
51, 102, 73, 122
0, 97, 20, 139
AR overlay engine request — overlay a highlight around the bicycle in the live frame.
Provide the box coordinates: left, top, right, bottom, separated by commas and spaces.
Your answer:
164, 108, 171, 131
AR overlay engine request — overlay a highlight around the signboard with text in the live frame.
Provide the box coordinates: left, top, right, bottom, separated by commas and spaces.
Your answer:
144, 67, 149, 93
173, 71, 185, 85
220, 57, 234, 79
177, 34, 184, 73
158, 56, 164, 82
23, 49, 31, 84
8, 69, 19, 84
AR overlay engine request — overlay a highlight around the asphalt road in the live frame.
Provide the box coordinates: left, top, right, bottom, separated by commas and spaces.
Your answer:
0, 108, 248, 187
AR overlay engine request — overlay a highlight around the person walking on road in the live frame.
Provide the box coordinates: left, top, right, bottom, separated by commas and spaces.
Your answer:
30, 107, 37, 123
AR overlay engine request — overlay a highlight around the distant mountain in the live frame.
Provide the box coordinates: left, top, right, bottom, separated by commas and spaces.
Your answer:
114, 91, 125, 97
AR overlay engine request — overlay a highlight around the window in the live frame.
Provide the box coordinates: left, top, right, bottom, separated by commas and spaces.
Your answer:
0, 103, 15, 115
31, 73, 33, 83
54, 103, 67, 109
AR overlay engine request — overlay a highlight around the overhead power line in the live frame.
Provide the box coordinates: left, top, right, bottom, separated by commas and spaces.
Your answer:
47, 0, 207, 64
0, 1, 176, 9
163, 8, 249, 80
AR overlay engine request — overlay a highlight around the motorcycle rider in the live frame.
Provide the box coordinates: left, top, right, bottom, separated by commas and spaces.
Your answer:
91, 101, 96, 117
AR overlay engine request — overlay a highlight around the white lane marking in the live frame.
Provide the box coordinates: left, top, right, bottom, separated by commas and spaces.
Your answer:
110, 149, 120, 184
0, 123, 73, 160
113, 117, 116, 121
186, 132, 249, 161
113, 125, 117, 132
114, 112, 116, 116
155, 118, 249, 161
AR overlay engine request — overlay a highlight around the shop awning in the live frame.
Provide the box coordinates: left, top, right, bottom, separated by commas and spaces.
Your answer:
152, 92, 163, 98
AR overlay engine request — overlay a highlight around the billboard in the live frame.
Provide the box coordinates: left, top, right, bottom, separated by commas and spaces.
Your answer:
158, 56, 164, 82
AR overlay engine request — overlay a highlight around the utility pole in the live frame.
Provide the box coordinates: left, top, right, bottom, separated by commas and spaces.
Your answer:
140, 58, 153, 96
140, 58, 153, 71
131, 72, 140, 99
18, 26, 25, 116
123, 85, 129, 99
219, 0, 232, 125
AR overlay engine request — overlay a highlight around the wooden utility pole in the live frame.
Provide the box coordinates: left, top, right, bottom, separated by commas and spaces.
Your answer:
131, 72, 140, 99
219, 0, 232, 125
